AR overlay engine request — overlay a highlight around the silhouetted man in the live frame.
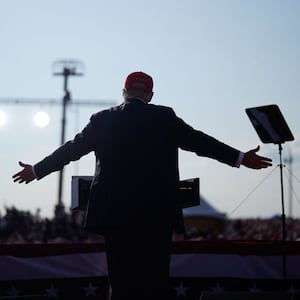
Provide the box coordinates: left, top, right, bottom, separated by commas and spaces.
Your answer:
13, 71, 272, 300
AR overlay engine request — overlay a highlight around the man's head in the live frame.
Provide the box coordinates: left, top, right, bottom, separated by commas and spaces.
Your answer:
123, 71, 153, 103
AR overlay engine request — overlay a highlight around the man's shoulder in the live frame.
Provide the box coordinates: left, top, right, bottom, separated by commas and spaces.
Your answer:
148, 103, 175, 114
91, 104, 123, 118
90, 103, 176, 121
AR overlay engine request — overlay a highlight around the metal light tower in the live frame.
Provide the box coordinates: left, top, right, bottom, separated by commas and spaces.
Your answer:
0, 60, 116, 217
284, 148, 294, 218
52, 60, 84, 216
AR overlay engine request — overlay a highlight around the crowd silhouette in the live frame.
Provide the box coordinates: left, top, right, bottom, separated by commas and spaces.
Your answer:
0, 206, 299, 244
185, 216, 300, 241
0, 206, 102, 244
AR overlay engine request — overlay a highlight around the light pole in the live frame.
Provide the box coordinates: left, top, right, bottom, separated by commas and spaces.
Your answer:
52, 60, 84, 217
284, 148, 293, 218
0, 61, 116, 217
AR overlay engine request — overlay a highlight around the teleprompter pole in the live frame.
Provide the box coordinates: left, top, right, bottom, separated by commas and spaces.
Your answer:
278, 143, 287, 282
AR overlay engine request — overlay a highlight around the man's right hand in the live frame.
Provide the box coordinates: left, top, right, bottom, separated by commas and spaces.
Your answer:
12, 161, 36, 184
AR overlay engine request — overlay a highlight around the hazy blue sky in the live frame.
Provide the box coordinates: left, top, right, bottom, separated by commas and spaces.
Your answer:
1, 0, 300, 219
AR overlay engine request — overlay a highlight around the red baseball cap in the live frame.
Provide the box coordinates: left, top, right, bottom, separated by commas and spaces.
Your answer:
124, 71, 153, 93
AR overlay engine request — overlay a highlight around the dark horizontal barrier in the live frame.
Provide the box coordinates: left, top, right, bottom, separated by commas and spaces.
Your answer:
0, 241, 299, 299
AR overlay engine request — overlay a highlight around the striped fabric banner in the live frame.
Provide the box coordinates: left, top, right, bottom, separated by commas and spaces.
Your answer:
0, 241, 299, 299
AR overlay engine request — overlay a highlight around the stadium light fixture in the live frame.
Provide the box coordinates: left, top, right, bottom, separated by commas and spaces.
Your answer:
34, 111, 50, 128
0, 110, 7, 126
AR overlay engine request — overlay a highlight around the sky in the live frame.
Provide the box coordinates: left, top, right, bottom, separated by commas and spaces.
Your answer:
1, 0, 300, 220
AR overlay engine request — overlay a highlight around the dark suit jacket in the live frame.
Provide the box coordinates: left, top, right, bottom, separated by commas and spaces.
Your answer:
34, 99, 240, 233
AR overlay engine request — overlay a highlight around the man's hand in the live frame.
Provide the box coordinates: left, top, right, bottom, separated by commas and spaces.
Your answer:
241, 146, 272, 169
12, 161, 36, 184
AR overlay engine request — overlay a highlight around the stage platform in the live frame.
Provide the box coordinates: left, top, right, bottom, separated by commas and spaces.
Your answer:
0, 240, 299, 299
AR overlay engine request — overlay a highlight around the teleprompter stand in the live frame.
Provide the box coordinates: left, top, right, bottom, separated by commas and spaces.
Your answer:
246, 104, 294, 282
